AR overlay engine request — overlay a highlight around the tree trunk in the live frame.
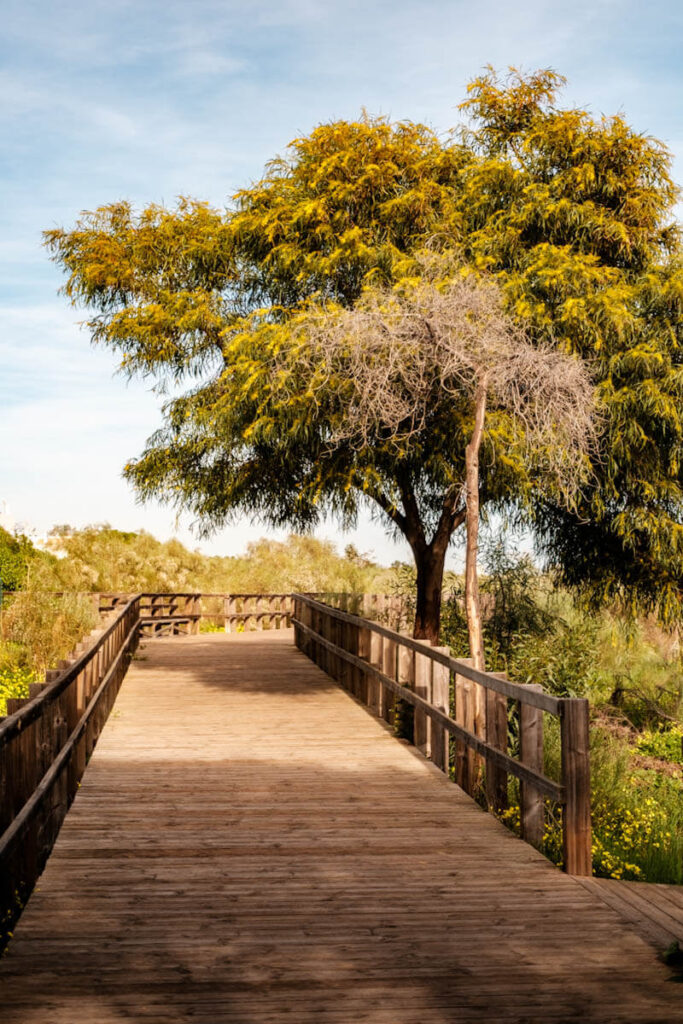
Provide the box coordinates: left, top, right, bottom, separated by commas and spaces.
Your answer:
413, 543, 447, 642
464, 383, 487, 671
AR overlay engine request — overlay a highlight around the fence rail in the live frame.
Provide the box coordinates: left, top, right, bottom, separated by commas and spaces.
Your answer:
292, 593, 591, 877
0, 596, 142, 942
0, 590, 296, 941
98, 592, 293, 633
0, 588, 592, 948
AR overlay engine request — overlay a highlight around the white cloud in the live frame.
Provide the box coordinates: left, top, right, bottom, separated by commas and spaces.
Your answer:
1, 0, 681, 563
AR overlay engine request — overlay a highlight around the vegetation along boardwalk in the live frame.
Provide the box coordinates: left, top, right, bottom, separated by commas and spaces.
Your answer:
1, 628, 681, 1023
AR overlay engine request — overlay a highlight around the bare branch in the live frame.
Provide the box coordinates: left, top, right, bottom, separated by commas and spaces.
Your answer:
282, 268, 600, 509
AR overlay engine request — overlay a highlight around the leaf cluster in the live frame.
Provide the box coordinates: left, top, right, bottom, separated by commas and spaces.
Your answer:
44, 68, 683, 622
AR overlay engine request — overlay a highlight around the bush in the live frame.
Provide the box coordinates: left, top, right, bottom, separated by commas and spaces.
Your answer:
0, 588, 98, 677
636, 727, 683, 764
442, 536, 683, 884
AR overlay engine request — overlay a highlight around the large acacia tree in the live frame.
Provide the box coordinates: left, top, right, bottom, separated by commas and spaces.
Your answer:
46, 68, 683, 637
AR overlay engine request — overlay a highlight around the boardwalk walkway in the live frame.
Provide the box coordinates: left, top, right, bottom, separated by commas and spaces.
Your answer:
1, 631, 680, 1023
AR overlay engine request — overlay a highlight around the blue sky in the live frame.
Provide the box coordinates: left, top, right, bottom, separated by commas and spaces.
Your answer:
1, 0, 682, 562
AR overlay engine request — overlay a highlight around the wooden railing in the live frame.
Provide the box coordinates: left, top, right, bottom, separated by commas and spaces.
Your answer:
292, 593, 591, 876
0, 587, 592, 947
0, 596, 142, 943
221, 594, 292, 631
98, 593, 293, 634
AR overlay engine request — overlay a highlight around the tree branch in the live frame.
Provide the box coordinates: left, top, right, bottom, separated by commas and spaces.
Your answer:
362, 484, 409, 537
397, 477, 427, 553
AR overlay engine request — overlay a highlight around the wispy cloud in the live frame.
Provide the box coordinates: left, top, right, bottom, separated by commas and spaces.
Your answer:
1, 0, 681, 558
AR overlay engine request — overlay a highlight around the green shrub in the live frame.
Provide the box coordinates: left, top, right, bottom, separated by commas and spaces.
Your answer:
636, 728, 683, 764
0, 588, 98, 676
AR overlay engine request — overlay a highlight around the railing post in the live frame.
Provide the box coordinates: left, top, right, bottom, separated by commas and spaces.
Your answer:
519, 685, 544, 847
357, 620, 371, 706
380, 634, 397, 724
397, 641, 414, 741
338, 596, 349, 690
368, 628, 383, 715
330, 610, 340, 681
560, 698, 591, 876
292, 597, 300, 647
486, 673, 509, 814
454, 658, 474, 795
305, 600, 314, 659
348, 618, 360, 699
431, 647, 450, 773
413, 642, 432, 758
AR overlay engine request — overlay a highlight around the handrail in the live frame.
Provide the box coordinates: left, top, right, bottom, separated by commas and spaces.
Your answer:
295, 617, 562, 801
0, 595, 142, 749
291, 593, 592, 877
296, 594, 561, 713
0, 595, 142, 947
0, 615, 140, 860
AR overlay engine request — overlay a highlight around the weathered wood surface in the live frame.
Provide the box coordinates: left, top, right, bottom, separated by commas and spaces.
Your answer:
577, 875, 683, 952
0, 631, 680, 1023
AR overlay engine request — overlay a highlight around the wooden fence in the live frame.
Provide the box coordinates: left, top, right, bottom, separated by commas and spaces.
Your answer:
0, 596, 141, 942
98, 593, 293, 634
0, 588, 592, 946
0, 590, 296, 943
292, 593, 591, 876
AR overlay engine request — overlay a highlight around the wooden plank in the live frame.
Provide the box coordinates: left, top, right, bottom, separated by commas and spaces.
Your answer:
576, 877, 683, 951
519, 684, 544, 848
1, 631, 678, 1023
561, 699, 592, 876
296, 595, 560, 713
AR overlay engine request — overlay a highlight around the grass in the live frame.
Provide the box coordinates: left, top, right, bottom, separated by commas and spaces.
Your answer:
2, 524, 681, 885
0, 589, 98, 714
433, 541, 683, 885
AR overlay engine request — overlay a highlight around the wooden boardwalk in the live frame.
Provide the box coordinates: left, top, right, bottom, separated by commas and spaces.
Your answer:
1, 631, 681, 1023
578, 876, 683, 952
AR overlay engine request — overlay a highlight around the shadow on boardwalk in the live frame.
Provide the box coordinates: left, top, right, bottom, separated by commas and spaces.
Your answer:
0, 632, 680, 1024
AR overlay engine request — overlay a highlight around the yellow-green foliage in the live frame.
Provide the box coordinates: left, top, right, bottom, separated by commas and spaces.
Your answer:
500, 717, 682, 884
0, 664, 33, 716
39, 525, 391, 595
0, 589, 99, 677
0, 526, 393, 711
499, 790, 681, 884
44, 68, 683, 634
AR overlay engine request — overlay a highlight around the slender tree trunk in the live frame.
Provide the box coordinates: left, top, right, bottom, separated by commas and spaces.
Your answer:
366, 476, 464, 643
413, 543, 448, 642
464, 383, 487, 671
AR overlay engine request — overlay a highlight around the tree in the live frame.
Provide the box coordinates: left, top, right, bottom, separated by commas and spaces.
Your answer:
282, 268, 596, 663
45, 68, 683, 636
0, 527, 46, 593
456, 69, 683, 625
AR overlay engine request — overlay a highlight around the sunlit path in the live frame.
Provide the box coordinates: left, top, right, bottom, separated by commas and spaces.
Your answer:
0, 631, 679, 1023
